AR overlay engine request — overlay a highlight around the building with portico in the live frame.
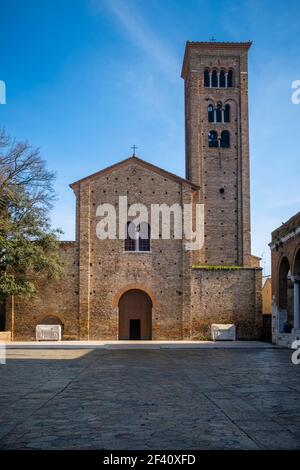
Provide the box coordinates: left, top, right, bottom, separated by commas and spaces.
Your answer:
270, 211, 300, 347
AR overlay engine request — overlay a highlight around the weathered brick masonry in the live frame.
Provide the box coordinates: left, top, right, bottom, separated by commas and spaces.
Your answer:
71, 160, 196, 341
7, 243, 79, 340
6, 41, 262, 341
190, 268, 262, 339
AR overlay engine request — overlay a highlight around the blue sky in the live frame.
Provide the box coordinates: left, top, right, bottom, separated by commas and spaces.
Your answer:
1, 0, 300, 274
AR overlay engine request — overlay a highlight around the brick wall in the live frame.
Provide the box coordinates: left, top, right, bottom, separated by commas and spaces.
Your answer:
189, 267, 262, 339
6, 242, 79, 340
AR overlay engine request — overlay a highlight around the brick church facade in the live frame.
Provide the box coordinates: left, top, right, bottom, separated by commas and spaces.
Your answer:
5, 41, 262, 341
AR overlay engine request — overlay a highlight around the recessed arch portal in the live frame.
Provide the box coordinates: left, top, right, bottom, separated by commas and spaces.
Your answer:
39, 315, 63, 325
118, 289, 152, 340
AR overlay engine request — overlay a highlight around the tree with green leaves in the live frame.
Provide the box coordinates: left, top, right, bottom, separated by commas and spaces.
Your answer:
0, 129, 63, 303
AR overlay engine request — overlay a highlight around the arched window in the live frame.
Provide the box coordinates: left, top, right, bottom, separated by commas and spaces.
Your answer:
208, 131, 218, 148
224, 104, 230, 123
220, 70, 226, 87
216, 102, 222, 123
125, 221, 150, 252
211, 70, 218, 87
227, 70, 233, 87
204, 69, 210, 87
125, 221, 136, 252
208, 104, 214, 123
138, 222, 151, 252
220, 130, 230, 148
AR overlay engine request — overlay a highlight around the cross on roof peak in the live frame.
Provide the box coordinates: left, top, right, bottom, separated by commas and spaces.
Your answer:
131, 144, 138, 156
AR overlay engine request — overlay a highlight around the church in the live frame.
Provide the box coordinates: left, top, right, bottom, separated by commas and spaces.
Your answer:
6, 41, 262, 341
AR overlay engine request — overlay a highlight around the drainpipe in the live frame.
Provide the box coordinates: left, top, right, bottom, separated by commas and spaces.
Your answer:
11, 295, 14, 341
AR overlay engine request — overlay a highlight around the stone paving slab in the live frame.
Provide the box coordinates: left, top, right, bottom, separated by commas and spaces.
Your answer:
0, 348, 299, 449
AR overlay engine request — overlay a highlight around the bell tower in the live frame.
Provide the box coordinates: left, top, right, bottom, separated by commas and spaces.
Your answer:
182, 41, 252, 266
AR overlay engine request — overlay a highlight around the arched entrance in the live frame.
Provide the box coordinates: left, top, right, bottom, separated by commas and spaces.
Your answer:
294, 248, 300, 276
118, 289, 152, 340
278, 257, 293, 326
292, 248, 300, 330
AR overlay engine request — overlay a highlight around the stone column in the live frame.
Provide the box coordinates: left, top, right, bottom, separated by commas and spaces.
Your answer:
217, 72, 220, 88
293, 276, 300, 330
225, 72, 228, 88
209, 72, 212, 88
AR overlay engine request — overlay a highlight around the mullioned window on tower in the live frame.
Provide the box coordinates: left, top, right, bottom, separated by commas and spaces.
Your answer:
208, 102, 230, 123
204, 69, 233, 88
208, 130, 230, 148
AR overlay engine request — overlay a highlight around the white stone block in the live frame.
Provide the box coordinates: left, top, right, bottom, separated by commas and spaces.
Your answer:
36, 325, 62, 341
211, 324, 236, 341
0, 341, 5, 364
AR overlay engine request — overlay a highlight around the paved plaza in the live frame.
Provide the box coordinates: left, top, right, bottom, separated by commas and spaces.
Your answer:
0, 346, 300, 449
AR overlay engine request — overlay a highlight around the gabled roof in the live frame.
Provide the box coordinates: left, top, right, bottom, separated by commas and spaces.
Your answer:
69, 156, 199, 190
